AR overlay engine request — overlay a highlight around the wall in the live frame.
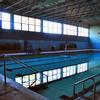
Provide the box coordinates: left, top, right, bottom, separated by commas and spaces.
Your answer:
0, 29, 89, 51
89, 26, 100, 49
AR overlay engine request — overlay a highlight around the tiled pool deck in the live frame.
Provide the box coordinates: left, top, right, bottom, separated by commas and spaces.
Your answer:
0, 74, 49, 100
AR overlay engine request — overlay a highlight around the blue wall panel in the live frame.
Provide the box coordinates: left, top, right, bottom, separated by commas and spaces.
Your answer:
90, 26, 100, 49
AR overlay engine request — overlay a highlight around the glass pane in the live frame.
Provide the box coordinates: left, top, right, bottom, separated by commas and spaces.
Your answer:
63, 24, 77, 35
43, 27, 48, 33
2, 12, 10, 21
49, 21, 53, 28
2, 21, 10, 29
14, 23, 21, 30
64, 30, 66, 34
49, 27, 53, 33
57, 29, 61, 34
14, 15, 21, 23
29, 25, 34, 32
35, 19, 41, 25
22, 24, 28, 31
35, 25, 41, 32
22, 16, 28, 24
78, 27, 88, 37
43, 20, 48, 27
29, 18, 34, 25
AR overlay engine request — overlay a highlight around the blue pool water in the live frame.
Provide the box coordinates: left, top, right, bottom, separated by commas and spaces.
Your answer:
0, 52, 100, 100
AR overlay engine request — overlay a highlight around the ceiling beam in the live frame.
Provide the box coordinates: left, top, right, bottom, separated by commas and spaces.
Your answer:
29, 0, 85, 16
5, 0, 24, 10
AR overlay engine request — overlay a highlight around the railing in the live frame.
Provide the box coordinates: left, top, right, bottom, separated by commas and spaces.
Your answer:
73, 73, 100, 100
11, 56, 49, 87
2, 55, 48, 87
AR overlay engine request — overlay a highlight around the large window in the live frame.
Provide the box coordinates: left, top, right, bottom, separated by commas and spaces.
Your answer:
34, 19, 41, 32
29, 17, 34, 32
1, 11, 89, 37
63, 24, 77, 35
22, 16, 28, 31
29, 18, 41, 32
78, 27, 88, 37
14, 15, 41, 32
14, 15, 21, 30
43, 20, 62, 34
1, 12, 11, 29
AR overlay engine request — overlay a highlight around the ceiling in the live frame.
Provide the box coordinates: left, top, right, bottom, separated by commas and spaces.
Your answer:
0, 0, 100, 27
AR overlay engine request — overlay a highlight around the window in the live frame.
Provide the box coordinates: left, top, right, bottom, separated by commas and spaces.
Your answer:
57, 23, 62, 34
14, 15, 21, 30
35, 19, 41, 32
77, 63, 88, 73
22, 16, 28, 31
43, 20, 62, 34
29, 18, 34, 32
43, 20, 49, 33
1, 12, 11, 29
78, 27, 88, 37
63, 24, 77, 35
29, 18, 41, 32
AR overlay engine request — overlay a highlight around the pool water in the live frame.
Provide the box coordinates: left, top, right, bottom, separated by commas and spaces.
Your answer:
0, 52, 100, 100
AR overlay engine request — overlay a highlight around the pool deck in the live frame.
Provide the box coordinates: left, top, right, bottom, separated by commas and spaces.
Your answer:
0, 49, 100, 56
0, 74, 49, 100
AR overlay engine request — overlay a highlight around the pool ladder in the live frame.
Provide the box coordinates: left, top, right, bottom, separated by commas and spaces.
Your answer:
73, 73, 100, 100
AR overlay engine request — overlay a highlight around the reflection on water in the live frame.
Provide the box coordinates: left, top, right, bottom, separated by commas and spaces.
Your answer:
15, 62, 88, 88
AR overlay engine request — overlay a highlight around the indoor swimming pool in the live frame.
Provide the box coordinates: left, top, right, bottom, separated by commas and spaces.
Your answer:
0, 52, 100, 100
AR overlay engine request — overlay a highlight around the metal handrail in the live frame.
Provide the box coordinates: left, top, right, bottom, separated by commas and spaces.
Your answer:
73, 73, 100, 99
8, 56, 49, 87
